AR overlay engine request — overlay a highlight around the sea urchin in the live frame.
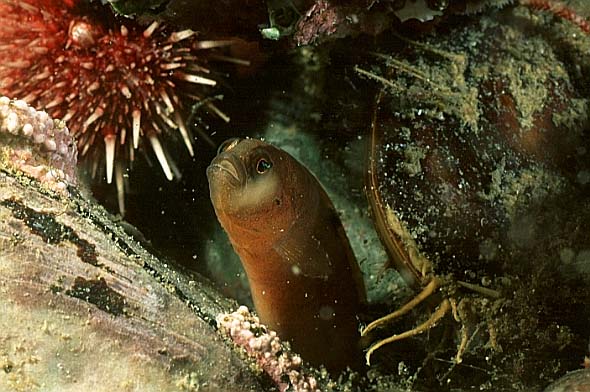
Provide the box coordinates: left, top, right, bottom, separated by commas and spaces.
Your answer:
0, 0, 231, 213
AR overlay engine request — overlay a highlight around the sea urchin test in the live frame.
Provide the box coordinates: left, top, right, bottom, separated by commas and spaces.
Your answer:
207, 138, 366, 372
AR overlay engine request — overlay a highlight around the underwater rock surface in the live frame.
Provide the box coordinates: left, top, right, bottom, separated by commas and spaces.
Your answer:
358, 4, 590, 390
0, 161, 268, 390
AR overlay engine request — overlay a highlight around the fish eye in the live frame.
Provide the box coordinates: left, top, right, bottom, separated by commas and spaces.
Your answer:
217, 138, 240, 155
256, 158, 273, 174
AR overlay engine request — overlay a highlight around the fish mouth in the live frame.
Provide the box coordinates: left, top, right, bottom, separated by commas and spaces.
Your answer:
207, 154, 244, 187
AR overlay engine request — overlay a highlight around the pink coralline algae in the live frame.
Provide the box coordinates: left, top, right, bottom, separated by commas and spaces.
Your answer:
0, 96, 77, 192
217, 306, 322, 392
294, 0, 392, 46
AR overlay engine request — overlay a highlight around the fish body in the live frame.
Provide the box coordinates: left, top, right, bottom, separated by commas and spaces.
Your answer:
207, 138, 366, 371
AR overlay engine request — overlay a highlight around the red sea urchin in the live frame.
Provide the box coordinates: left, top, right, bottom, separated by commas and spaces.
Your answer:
0, 0, 231, 213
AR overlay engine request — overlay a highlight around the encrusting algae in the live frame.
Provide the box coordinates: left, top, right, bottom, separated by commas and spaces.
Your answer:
0, 96, 77, 192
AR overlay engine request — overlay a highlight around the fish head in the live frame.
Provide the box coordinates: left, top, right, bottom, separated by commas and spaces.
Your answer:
207, 138, 305, 244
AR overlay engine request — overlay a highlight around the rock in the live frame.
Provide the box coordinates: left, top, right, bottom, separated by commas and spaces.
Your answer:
0, 168, 268, 391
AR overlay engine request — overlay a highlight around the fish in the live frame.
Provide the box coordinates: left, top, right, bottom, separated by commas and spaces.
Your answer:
207, 137, 366, 372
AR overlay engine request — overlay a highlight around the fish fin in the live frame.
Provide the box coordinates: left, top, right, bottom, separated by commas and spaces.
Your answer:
273, 224, 333, 280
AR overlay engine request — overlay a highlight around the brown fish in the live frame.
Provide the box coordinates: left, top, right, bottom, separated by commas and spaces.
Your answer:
207, 138, 366, 372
